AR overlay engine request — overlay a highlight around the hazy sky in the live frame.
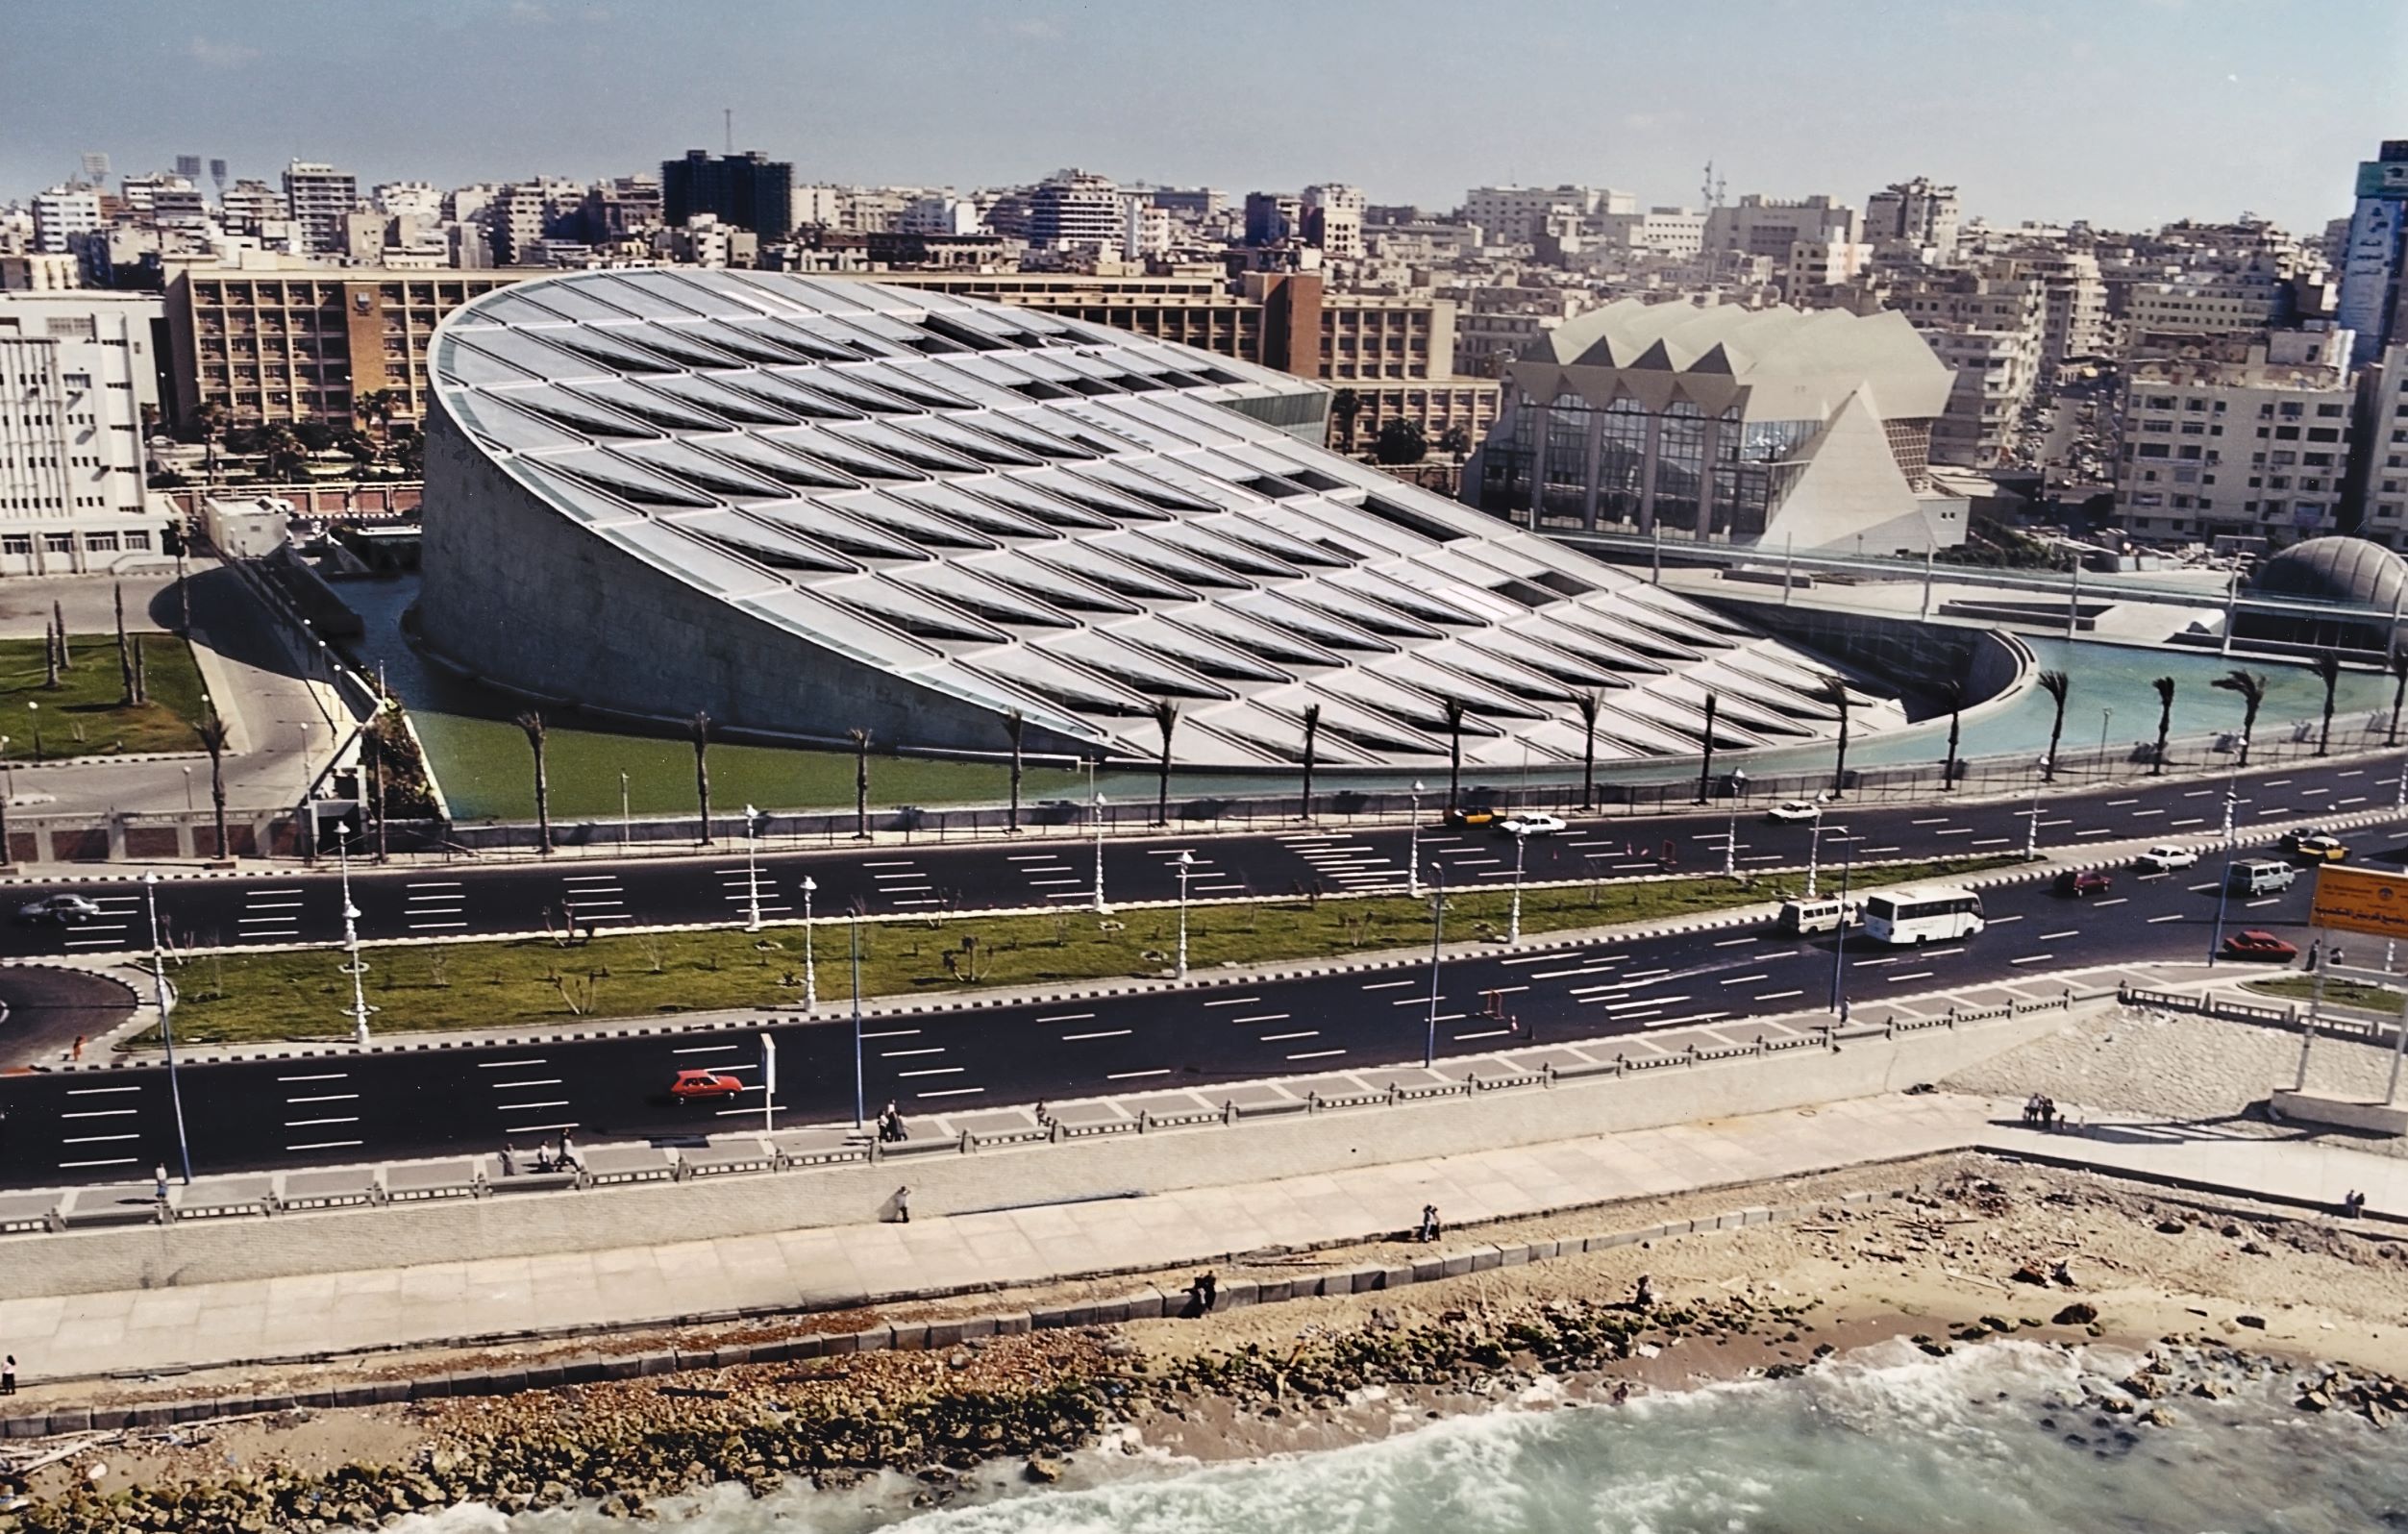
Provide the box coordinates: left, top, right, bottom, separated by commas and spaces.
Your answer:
6, 0, 2405, 233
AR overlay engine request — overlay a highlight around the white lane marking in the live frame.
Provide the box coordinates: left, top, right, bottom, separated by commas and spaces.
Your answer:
1361, 979, 1416, 991
896, 1067, 965, 1078
916, 1087, 985, 1099
1261, 1030, 1318, 1042
672, 1044, 738, 1055
859, 1028, 920, 1039
1063, 1029, 1131, 1041
881, 1048, 946, 1058
1201, 996, 1261, 1008
2148, 913, 2185, 924
283, 1116, 360, 1128
1231, 1013, 1291, 1025
1107, 1069, 1172, 1080
1287, 1049, 1347, 1060
65, 1085, 141, 1096
2094, 898, 2127, 907
285, 1139, 364, 1151
1035, 1013, 1095, 1024
1712, 936, 1758, 948
1717, 973, 1772, 986
1753, 989, 1805, 1001
284, 1093, 359, 1104
477, 1058, 547, 1069
2039, 929, 2078, 941
2010, 953, 2055, 965
1886, 971, 1936, 982
495, 1100, 570, 1111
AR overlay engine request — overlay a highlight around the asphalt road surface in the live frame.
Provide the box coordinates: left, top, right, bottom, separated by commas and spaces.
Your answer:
0, 823, 2364, 1190
3, 755, 2396, 961
0, 966, 135, 1069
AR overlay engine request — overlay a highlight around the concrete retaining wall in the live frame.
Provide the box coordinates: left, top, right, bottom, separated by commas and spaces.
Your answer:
0, 1002, 2082, 1301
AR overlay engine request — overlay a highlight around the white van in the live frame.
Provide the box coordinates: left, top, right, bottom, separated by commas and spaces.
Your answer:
2227, 859, 2297, 896
1776, 897, 1849, 936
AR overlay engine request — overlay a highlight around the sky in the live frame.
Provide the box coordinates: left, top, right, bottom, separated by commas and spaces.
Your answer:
4, 0, 2406, 233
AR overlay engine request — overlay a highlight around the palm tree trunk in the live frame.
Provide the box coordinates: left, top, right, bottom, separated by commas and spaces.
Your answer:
1831, 710, 1849, 797
1697, 694, 1717, 804
856, 736, 871, 840
2241, 704, 2260, 767
2153, 707, 2172, 777
2045, 701, 2066, 782
1448, 727, 1463, 813
211, 763, 228, 858
1155, 742, 1172, 826
694, 749, 711, 844
1944, 701, 1962, 790
534, 750, 551, 854
2320, 683, 2338, 757
1007, 741, 1023, 832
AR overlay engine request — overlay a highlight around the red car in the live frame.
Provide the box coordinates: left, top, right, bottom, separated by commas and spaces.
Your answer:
2221, 930, 2299, 963
669, 1069, 746, 1101
2054, 869, 2113, 899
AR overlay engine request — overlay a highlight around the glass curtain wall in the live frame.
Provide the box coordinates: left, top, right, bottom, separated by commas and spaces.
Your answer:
1481, 389, 1821, 540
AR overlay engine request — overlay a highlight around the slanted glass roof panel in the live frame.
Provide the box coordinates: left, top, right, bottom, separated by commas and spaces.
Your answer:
667, 508, 858, 575
964, 549, 1142, 615
825, 420, 984, 475
500, 282, 643, 325
500, 384, 659, 440
611, 439, 791, 501
1036, 542, 1199, 603
1108, 613, 1294, 685
566, 379, 731, 433
749, 505, 928, 563
643, 373, 802, 427
446, 390, 595, 454
579, 272, 712, 319
1035, 631, 1232, 704
892, 563, 1075, 629
836, 490, 997, 551
887, 482, 1057, 541
968, 649, 1156, 719
455, 328, 622, 384
1164, 605, 1344, 669
700, 433, 861, 491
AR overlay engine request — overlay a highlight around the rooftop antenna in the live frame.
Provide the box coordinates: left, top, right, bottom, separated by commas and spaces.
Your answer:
724, 107, 733, 155
1700, 160, 1725, 209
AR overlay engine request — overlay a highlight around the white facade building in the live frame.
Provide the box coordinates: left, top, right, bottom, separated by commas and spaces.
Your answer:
1026, 170, 1121, 252
1462, 185, 1634, 246
281, 160, 359, 253
373, 181, 441, 218
1302, 184, 1365, 260
0, 291, 167, 576
2114, 330, 2356, 548
1702, 195, 1860, 260
30, 186, 102, 256
1864, 178, 1960, 261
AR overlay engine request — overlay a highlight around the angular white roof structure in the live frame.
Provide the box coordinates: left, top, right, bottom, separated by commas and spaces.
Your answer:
417, 269, 1899, 770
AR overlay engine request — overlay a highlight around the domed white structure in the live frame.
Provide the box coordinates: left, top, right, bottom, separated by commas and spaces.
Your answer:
417, 268, 1903, 769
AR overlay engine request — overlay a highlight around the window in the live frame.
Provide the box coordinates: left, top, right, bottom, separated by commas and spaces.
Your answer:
82, 532, 117, 553
123, 530, 149, 551
1, 535, 28, 556
2316, 403, 2346, 418
42, 533, 73, 555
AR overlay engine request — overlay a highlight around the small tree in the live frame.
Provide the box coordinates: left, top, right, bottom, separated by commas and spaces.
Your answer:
1816, 676, 1853, 797
1299, 702, 1322, 821
690, 710, 713, 844
52, 601, 68, 672
1441, 696, 1469, 813
2313, 649, 2343, 757
2213, 669, 2269, 766
114, 583, 136, 706
196, 712, 231, 858
2038, 669, 2071, 781
1002, 709, 1025, 833
515, 709, 552, 854
1574, 689, 1601, 811
1374, 417, 1428, 466
1330, 387, 1362, 454
1150, 699, 1179, 826
2151, 677, 2176, 776
850, 726, 873, 840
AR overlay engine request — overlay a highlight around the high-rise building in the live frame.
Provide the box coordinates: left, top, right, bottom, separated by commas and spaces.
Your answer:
30, 186, 102, 255
0, 292, 167, 575
1864, 178, 1961, 261
1025, 169, 1121, 251
1302, 184, 1365, 260
219, 179, 284, 235
281, 160, 359, 253
1701, 194, 1861, 260
1243, 192, 1301, 247
659, 149, 794, 239
2114, 329, 2356, 547
2338, 139, 2408, 369
373, 181, 440, 218
1461, 186, 1633, 246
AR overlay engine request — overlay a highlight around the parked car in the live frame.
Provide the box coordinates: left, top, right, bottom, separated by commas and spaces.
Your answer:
2285, 829, 2347, 863
668, 1069, 746, 1102
14, 893, 101, 926
2134, 844, 2200, 873
1496, 812, 1568, 838
1765, 800, 1823, 824
2053, 868, 2114, 898
2220, 929, 2300, 962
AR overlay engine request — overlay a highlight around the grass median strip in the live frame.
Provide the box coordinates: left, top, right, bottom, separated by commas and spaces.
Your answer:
0, 632, 210, 758
2246, 975, 2407, 1014
156, 854, 2021, 1045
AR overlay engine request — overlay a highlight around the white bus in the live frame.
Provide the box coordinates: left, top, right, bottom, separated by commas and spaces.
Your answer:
1860, 885, 1986, 947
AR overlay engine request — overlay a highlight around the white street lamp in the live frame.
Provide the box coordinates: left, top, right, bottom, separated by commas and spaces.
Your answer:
182, 765, 193, 812
1091, 791, 1109, 914
145, 872, 194, 1185
1175, 850, 1194, 979
742, 804, 763, 932
1407, 779, 1426, 899
336, 825, 374, 1048
1804, 797, 1827, 900
1506, 827, 1528, 945
800, 874, 818, 1014
1724, 768, 1748, 878
2024, 756, 2050, 857
620, 770, 631, 851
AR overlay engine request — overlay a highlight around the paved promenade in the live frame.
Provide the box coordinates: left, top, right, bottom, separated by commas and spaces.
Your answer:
0, 1089, 2397, 1392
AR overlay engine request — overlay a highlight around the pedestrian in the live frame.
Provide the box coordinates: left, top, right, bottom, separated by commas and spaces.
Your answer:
2332, 945, 2347, 971
1199, 1272, 1216, 1312
2, 1354, 13, 1396
1838, 996, 1850, 1026
2041, 1097, 2057, 1131
893, 1184, 911, 1224
2307, 940, 2321, 971
69, 1033, 83, 1062
1633, 1274, 1655, 1310
153, 1164, 167, 1202
500, 1143, 519, 1177
558, 1130, 577, 1171
1417, 1203, 1441, 1243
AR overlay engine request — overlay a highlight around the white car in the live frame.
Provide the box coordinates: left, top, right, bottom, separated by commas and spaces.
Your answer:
2135, 843, 2200, 873
1497, 812, 1568, 837
1765, 800, 1823, 824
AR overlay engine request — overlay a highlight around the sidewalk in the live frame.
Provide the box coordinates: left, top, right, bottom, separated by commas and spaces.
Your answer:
3, 1088, 2398, 1389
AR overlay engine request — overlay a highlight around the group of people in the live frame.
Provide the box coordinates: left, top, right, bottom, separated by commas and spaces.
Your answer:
2342, 1189, 2369, 1219
877, 1101, 910, 1144
1416, 1203, 1443, 1243
2021, 1094, 2063, 1131
499, 1134, 579, 1176
1183, 1272, 1218, 1316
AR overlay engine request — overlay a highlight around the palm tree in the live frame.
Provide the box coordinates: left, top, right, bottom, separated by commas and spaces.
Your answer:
2313, 650, 2343, 757
1815, 676, 1853, 798
1002, 709, 1025, 833
1940, 680, 1965, 791
1696, 691, 1720, 804
514, 710, 552, 854
2213, 670, 2269, 766
192, 400, 229, 481
1330, 387, 1362, 454
1574, 689, 1601, 810
2389, 648, 2408, 748
850, 727, 873, 840
690, 710, 713, 845
1150, 700, 1179, 826
2037, 669, 2071, 782
1299, 703, 1322, 822
1441, 697, 1469, 814
2150, 677, 2176, 777
196, 712, 231, 858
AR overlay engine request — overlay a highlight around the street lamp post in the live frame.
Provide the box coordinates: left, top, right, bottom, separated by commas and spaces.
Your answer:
1090, 792, 1108, 914
849, 915, 865, 1129
1828, 824, 1857, 1017
2024, 755, 2050, 857
1804, 806, 1826, 900
335, 825, 373, 1048
742, 804, 763, 933
2098, 707, 2114, 776
2208, 755, 2244, 965
1407, 779, 1426, 899
144, 872, 193, 1186
1724, 768, 1748, 878
1423, 864, 1446, 1068
800, 875, 818, 1013
1506, 828, 1527, 945
27, 701, 39, 764
1175, 850, 1194, 978
182, 766, 193, 812
620, 771, 631, 851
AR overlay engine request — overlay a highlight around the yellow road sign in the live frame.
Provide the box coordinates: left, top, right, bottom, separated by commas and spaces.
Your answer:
2308, 865, 2408, 941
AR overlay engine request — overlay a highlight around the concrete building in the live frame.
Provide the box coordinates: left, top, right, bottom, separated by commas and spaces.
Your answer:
0, 291, 167, 575
218, 179, 284, 236
373, 182, 440, 218
2114, 329, 2356, 548
1462, 186, 1634, 246
1702, 195, 1860, 260
417, 266, 1892, 771
30, 186, 102, 255
1588, 208, 1707, 259
661, 150, 794, 239
2010, 249, 2108, 367
2339, 140, 2408, 368
1864, 178, 1960, 261
2363, 341, 2408, 547
165, 266, 541, 427
1301, 184, 1365, 260
2122, 273, 2287, 358
1884, 273, 2046, 466
1243, 192, 1301, 247
1472, 298, 1967, 554
280, 161, 359, 253
1026, 170, 1121, 252
1121, 197, 1172, 260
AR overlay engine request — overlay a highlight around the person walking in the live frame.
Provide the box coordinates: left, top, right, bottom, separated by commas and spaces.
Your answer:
1417, 1203, 1441, 1242
892, 1184, 911, 1224
2, 1354, 14, 1396
69, 1033, 83, 1062
1198, 1272, 1216, 1312
153, 1164, 167, 1202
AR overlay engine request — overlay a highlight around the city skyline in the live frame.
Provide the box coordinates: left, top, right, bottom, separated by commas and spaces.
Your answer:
3, 0, 2403, 233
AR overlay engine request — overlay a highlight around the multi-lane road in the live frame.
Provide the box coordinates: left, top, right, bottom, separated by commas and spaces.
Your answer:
3, 753, 2399, 961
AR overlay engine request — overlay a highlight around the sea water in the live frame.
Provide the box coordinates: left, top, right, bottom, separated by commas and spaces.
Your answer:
388, 1341, 2407, 1533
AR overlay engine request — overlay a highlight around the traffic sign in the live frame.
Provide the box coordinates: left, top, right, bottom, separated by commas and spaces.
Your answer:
2308, 865, 2408, 941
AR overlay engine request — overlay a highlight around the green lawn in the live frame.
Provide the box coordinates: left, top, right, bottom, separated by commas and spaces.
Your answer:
412, 711, 1090, 822
2246, 975, 2405, 1013
0, 633, 210, 758
158, 854, 2015, 1044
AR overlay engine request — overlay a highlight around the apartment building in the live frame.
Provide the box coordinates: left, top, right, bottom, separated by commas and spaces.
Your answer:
164, 266, 539, 427
30, 186, 102, 256
1025, 170, 1122, 252
2356, 341, 2408, 547
2122, 274, 2285, 357
1701, 194, 1860, 260
2115, 332, 2355, 547
1462, 186, 1633, 246
1864, 178, 1960, 261
281, 161, 359, 253
1882, 272, 2045, 465
0, 291, 167, 575
2339, 140, 2408, 367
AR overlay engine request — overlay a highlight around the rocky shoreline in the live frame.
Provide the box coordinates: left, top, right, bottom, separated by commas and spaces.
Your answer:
5, 1156, 2405, 1531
